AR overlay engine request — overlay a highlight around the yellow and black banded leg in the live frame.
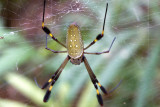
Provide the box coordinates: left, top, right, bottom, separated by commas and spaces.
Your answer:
84, 3, 108, 50
83, 56, 107, 106
41, 56, 70, 89
96, 79, 107, 95
42, 0, 66, 50
43, 80, 54, 102
43, 71, 61, 102
83, 56, 108, 95
94, 83, 103, 106
42, 56, 70, 102
84, 37, 116, 55
45, 34, 67, 53
41, 67, 59, 89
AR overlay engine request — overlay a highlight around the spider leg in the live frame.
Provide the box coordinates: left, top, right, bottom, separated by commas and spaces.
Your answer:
83, 56, 107, 106
42, 0, 66, 48
45, 34, 67, 53
42, 56, 70, 102
84, 37, 116, 55
84, 3, 108, 50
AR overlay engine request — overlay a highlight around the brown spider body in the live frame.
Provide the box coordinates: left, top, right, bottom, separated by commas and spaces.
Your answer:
66, 23, 84, 65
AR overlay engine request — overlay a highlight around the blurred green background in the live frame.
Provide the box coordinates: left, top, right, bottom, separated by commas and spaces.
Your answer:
0, 0, 160, 107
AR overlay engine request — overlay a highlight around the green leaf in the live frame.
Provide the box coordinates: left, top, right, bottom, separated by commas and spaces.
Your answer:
5, 73, 52, 107
135, 39, 160, 107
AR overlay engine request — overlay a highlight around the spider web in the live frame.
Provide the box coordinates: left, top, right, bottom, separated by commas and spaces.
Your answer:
0, 0, 159, 107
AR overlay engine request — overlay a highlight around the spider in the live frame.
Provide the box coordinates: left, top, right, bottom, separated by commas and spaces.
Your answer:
41, 0, 116, 106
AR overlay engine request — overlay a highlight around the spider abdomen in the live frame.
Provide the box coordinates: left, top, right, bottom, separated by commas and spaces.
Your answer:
66, 23, 84, 59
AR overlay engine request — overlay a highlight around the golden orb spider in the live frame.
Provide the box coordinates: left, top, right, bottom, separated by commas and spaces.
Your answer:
41, 0, 116, 106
